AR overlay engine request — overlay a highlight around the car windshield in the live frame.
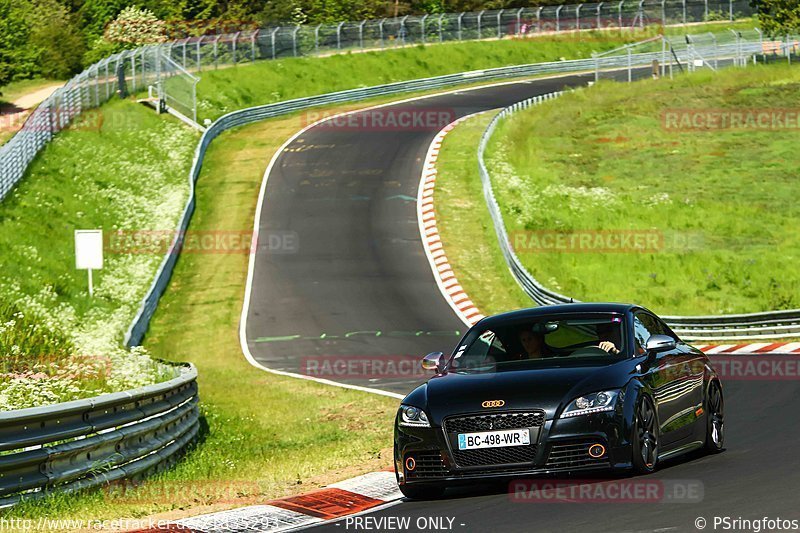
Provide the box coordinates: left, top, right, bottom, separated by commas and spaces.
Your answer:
449, 313, 627, 372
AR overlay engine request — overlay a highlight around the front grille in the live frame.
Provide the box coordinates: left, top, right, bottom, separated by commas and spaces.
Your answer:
443, 411, 545, 434
452, 445, 537, 467
545, 440, 609, 471
406, 450, 448, 479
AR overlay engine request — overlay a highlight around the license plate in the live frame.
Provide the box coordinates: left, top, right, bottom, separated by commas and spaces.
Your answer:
457, 429, 530, 450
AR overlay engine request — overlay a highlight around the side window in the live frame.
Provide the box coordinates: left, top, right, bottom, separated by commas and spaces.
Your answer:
633, 313, 661, 355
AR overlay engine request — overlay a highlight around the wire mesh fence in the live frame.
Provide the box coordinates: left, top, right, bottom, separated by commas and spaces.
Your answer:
0, 0, 758, 204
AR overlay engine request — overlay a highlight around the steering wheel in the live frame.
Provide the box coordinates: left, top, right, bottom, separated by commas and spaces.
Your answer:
569, 346, 614, 357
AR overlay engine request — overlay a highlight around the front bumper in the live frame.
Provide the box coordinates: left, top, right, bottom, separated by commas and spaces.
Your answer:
395, 410, 632, 486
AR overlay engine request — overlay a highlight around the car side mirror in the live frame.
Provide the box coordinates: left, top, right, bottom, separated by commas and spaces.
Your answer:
422, 352, 445, 373
645, 334, 676, 355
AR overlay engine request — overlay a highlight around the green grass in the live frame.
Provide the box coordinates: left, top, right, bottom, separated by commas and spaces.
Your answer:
196, 20, 756, 120
0, 99, 196, 409
4, 101, 403, 526
485, 63, 800, 316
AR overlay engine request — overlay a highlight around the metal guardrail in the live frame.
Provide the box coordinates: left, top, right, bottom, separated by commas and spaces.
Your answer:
0, 364, 199, 507
477, 41, 800, 341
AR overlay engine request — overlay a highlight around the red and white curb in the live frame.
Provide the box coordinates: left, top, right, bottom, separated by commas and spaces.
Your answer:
130, 471, 402, 532
417, 113, 489, 328
697, 342, 800, 354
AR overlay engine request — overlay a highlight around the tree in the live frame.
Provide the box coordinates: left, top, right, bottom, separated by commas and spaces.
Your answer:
752, 0, 800, 38
0, 0, 38, 89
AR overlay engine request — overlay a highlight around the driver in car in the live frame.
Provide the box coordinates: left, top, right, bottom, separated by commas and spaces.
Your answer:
517, 328, 546, 360
595, 323, 621, 355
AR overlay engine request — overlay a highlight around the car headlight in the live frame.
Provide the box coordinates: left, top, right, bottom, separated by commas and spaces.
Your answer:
398, 405, 430, 427
561, 390, 621, 418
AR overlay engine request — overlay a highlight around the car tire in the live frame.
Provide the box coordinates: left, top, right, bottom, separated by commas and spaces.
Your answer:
704, 380, 724, 453
399, 483, 445, 500
631, 395, 659, 474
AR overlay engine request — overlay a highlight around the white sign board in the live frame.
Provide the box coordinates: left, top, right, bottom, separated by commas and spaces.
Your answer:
75, 230, 103, 270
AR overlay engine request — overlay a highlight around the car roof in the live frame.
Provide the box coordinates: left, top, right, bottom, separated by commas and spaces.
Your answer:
475, 303, 638, 328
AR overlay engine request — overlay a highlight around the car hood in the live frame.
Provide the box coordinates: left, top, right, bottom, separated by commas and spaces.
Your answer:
420, 359, 636, 422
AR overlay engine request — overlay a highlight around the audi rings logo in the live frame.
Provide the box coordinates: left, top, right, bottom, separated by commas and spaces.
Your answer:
482, 400, 505, 408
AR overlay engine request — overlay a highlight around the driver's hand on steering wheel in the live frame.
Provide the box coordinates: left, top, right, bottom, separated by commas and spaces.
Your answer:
597, 341, 620, 354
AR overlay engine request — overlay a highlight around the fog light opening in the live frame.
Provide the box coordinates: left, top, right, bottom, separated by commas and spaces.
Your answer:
405, 456, 416, 471
588, 444, 606, 459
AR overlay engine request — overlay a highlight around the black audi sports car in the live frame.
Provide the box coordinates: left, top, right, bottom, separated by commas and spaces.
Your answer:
394, 303, 724, 499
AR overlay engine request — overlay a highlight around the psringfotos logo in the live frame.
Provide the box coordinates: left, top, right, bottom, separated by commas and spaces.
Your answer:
509, 479, 704, 504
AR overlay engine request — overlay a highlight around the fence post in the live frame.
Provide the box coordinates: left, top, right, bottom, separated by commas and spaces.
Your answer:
379, 19, 386, 47
232, 32, 239, 63
272, 27, 280, 59
477, 10, 485, 38
458, 13, 464, 40
637, 0, 644, 27
359, 20, 366, 48
213, 35, 221, 69
293, 26, 301, 56
439, 14, 444, 42
704, 0, 708, 21
597, 3, 603, 28
421, 14, 428, 43
729, 0, 733, 21
627, 46, 632, 82
661, 0, 666, 26
497, 9, 504, 39
618, 0, 624, 28
537, 7, 544, 32
400, 16, 408, 45
576, 4, 582, 30
516, 7, 523, 33
250, 31, 257, 61
556, 5, 563, 31
682, 0, 687, 24
196, 36, 203, 71
315, 24, 322, 53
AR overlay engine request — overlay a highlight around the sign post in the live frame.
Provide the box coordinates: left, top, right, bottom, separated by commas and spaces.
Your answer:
75, 230, 103, 297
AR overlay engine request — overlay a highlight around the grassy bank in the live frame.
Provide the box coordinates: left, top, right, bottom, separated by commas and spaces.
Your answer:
196, 20, 755, 120
0, 99, 196, 410
485, 63, 800, 315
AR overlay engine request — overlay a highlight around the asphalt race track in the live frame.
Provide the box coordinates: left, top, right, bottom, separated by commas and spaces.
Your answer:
243, 69, 800, 532
243, 71, 615, 394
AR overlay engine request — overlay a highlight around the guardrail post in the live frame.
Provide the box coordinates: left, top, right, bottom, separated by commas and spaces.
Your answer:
556, 5, 563, 31
497, 9, 504, 39
293, 26, 301, 56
